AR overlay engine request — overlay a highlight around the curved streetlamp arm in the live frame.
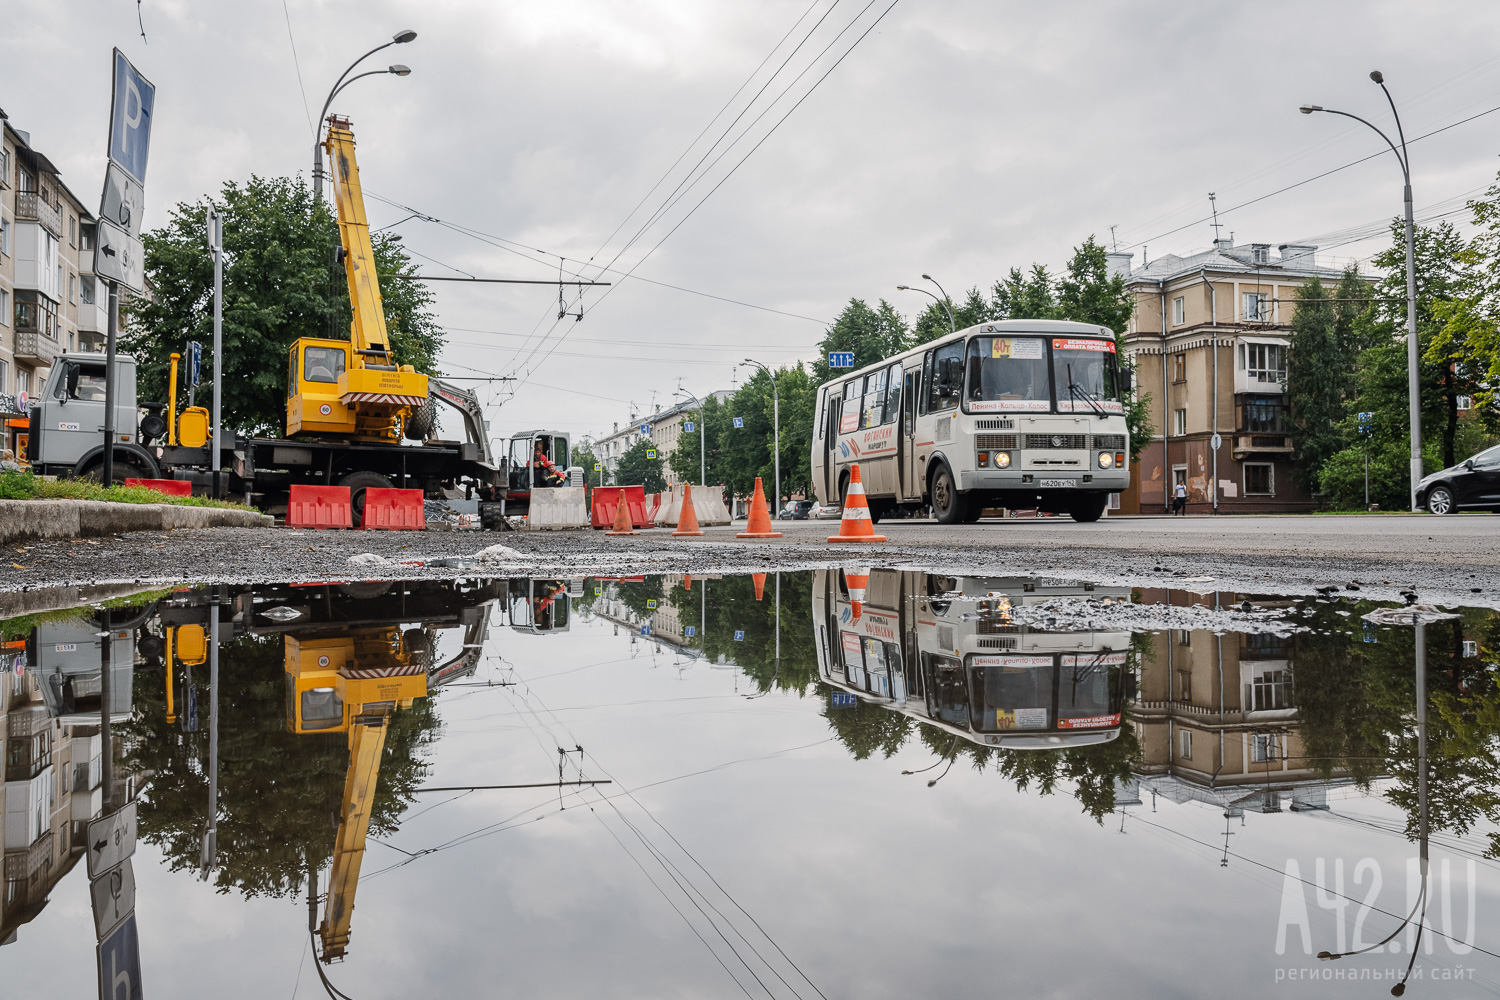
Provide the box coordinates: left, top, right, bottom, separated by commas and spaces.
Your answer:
1312, 108, 1408, 180
327, 69, 399, 109
1375, 81, 1411, 174
898, 284, 956, 333
322, 40, 398, 126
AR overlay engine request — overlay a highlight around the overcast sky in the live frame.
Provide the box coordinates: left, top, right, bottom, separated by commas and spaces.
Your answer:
9, 0, 1500, 442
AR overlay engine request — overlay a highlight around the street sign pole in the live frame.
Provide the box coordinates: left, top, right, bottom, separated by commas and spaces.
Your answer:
209, 206, 224, 498
101, 283, 120, 485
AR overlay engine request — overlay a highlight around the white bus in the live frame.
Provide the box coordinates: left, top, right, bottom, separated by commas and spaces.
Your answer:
811, 319, 1131, 523
811, 569, 1131, 749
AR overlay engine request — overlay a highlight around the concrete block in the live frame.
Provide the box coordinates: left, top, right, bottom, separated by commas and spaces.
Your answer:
527, 486, 589, 530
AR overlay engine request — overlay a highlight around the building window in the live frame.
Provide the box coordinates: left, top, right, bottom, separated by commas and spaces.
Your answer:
1245, 463, 1274, 495
1172, 296, 1185, 326
79, 223, 95, 252
1251, 733, 1282, 763
1251, 669, 1292, 711
1239, 395, 1286, 433
1239, 342, 1286, 384
0, 148, 8, 187
68, 215, 76, 247
1172, 353, 1186, 383
1457, 395, 1473, 411
68, 272, 76, 304
1177, 669, 1191, 702
0, 213, 10, 256
1242, 292, 1269, 322
1177, 629, 1191, 646
0, 359, 7, 392
17, 371, 30, 396
1179, 729, 1192, 760
1173, 408, 1187, 436
79, 276, 95, 307
15, 291, 58, 338
0, 288, 8, 326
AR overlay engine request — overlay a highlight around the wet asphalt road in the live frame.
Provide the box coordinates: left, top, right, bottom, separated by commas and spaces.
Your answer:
2, 512, 1496, 612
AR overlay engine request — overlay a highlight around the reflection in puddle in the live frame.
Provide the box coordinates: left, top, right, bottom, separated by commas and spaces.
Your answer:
0, 572, 1496, 996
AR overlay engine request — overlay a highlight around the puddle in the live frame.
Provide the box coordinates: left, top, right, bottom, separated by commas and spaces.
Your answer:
1, 570, 1497, 996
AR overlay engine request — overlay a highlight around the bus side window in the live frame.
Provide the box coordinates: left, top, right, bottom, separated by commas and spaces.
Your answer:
861, 370, 886, 430
919, 351, 934, 416
883, 363, 902, 424
816, 389, 826, 439
928, 342, 963, 412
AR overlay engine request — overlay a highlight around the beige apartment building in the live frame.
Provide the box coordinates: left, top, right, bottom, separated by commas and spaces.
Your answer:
592, 391, 731, 486
1119, 240, 1361, 514
1, 110, 108, 459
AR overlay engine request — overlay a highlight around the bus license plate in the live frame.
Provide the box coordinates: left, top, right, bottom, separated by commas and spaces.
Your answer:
1039, 479, 1076, 488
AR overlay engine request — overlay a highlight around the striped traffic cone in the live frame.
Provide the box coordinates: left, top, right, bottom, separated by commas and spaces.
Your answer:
673, 483, 704, 537
844, 567, 869, 623
828, 464, 886, 542
736, 478, 782, 538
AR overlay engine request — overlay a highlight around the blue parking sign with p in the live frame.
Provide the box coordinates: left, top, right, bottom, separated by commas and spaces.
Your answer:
109, 49, 155, 185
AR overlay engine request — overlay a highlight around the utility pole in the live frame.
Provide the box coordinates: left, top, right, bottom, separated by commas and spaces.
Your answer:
209, 205, 224, 498
742, 359, 779, 516
101, 282, 120, 485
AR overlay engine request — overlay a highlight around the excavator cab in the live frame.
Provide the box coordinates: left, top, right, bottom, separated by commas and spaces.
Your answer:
508, 579, 571, 634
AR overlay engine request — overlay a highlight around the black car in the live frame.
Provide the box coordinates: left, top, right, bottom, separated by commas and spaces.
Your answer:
781, 499, 815, 520
1417, 445, 1500, 514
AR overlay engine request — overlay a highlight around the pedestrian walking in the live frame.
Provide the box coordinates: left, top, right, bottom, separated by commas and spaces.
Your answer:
1172, 481, 1188, 516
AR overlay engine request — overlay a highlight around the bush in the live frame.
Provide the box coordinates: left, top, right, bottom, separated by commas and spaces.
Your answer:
1319, 438, 1442, 511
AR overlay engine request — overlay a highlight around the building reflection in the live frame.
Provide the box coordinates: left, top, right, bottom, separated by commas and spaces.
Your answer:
2, 604, 140, 946
1126, 586, 1349, 814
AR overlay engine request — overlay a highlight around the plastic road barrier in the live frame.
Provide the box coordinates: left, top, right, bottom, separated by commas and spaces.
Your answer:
361, 488, 426, 530
591, 486, 651, 530
527, 486, 589, 530
124, 478, 192, 497
287, 485, 352, 529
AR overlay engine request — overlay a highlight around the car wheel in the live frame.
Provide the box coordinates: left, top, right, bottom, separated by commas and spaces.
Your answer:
930, 464, 968, 525
1426, 485, 1455, 515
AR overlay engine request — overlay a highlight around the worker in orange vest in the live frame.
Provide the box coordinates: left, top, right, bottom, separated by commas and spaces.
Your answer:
533, 440, 565, 487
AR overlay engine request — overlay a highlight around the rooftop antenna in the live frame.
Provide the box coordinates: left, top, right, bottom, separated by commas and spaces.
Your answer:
1208, 193, 1223, 245
1109, 224, 1119, 251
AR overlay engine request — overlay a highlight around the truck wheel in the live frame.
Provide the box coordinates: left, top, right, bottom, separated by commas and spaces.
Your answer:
337, 471, 394, 527
1070, 494, 1109, 522
930, 463, 969, 525
479, 501, 511, 531
404, 394, 437, 441
79, 458, 153, 486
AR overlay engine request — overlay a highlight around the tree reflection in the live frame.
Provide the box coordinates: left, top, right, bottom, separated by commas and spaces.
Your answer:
123, 629, 439, 898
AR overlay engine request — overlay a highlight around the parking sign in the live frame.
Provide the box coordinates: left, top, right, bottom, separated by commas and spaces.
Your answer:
109, 49, 155, 185
733, 417, 744, 429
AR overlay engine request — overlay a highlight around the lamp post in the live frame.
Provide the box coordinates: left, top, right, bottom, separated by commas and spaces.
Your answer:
674, 387, 707, 487
312, 29, 417, 200
1300, 70, 1422, 511
741, 359, 779, 518
896, 283, 955, 334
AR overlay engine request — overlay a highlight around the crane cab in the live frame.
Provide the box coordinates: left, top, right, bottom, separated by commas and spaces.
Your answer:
284, 630, 428, 734
285, 338, 430, 440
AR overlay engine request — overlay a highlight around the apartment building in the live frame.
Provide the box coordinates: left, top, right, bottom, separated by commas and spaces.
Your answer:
592, 391, 731, 485
1120, 240, 1361, 513
1, 110, 107, 459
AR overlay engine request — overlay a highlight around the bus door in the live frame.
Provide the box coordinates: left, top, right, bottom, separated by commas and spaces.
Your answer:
824, 393, 843, 501
900, 368, 919, 501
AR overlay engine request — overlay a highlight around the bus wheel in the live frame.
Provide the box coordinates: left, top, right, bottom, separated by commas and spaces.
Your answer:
930, 464, 968, 525
1070, 494, 1108, 523
962, 502, 984, 523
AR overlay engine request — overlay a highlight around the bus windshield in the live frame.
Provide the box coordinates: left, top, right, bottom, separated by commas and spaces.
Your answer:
1057, 653, 1125, 728
964, 337, 1050, 412
968, 654, 1055, 732
1051, 338, 1122, 414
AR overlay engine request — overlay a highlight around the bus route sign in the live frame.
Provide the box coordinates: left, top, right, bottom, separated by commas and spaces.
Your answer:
829, 351, 855, 369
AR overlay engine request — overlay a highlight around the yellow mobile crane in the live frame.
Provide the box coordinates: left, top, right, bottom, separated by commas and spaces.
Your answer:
284, 626, 429, 962
287, 117, 429, 442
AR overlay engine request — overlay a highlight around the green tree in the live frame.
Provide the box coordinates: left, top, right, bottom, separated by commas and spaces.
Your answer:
615, 437, 667, 492
1285, 277, 1351, 492
773, 365, 817, 500
717, 368, 776, 498
911, 287, 993, 346
670, 394, 729, 487
126, 175, 444, 435
810, 298, 908, 386
992, 264, 1060, 320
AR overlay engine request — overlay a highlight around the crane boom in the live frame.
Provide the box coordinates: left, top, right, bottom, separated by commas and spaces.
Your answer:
318, 711, 390, 962
325, 117, 391, 358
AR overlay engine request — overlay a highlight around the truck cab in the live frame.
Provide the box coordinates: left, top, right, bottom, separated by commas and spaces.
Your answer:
27, 352, 161, 480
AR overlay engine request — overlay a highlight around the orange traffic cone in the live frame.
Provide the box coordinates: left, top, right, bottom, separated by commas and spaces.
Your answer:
752, 572, 766, 601
606, 493, 638, 535
845, 567, 869, 622
828, 465, 886, 542
736, 478, 782, 538
684, 574, 692, 591
674, 483, 704, 537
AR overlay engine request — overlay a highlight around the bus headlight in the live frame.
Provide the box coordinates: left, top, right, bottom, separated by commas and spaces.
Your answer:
1098, 452, 1114, 469
994, 451, 1011, 468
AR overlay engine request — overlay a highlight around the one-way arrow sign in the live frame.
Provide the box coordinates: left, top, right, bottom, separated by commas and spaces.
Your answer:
86, 801, 138, 879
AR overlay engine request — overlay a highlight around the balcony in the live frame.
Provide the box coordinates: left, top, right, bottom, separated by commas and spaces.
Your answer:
15, 191, 62, 238
1233, 433, 1293, 456
14, 330, 60, 367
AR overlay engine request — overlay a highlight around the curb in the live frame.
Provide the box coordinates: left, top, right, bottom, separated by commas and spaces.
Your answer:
0, 499, 274, 544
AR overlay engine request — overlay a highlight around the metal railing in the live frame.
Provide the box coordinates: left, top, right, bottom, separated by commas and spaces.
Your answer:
15, 190, 62, 237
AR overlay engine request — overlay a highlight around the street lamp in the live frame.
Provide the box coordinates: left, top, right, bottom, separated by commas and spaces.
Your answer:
1299, 70, 1422, 511
896, 283, 955, 333
741, 358, 780, 518
674, 387, 707, 488
312, 29, 417, 199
